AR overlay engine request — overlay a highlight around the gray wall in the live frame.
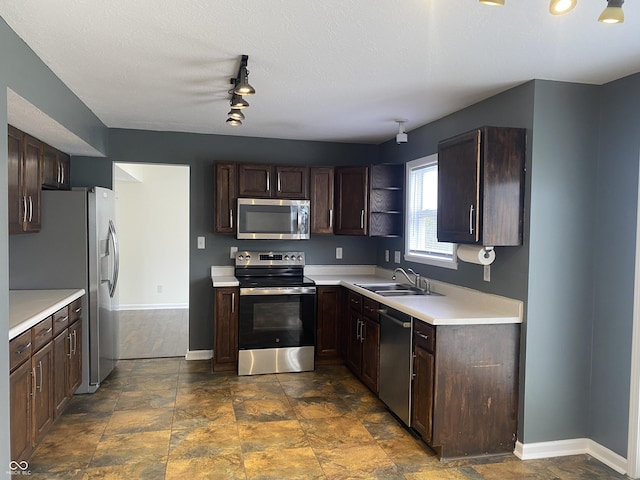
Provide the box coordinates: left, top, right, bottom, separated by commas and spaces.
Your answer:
71, 129, 380, 352
524, 81, 601, 444
591, 73, 640, 456
1, 17, 107, 474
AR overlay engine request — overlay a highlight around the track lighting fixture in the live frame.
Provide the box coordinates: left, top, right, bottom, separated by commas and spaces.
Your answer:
549, 0, 577, 15
598, 0, 624, 23
481, 0, 624, 23
226, 54, 255, 126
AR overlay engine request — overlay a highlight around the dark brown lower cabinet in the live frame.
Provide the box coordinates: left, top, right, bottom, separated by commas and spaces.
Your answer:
345, 291, 380, 394
31, 342, 54, 448
315, 286, 343, 364
68, 321, 82, 394
412, 321, 520, 459
10, 361, 32, 462
213, 287, 239, 372
53, 331, 69, 418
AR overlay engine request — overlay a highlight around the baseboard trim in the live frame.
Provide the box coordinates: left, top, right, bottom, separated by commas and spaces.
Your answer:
185, 350, 213, 361
118, 304, 189, 311
515, 439, 627, 475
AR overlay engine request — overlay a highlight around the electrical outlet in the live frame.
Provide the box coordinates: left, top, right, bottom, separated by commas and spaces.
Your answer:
394, 251, 401, 263
484, 265, 491, 282
336, 247, 343, 259
385, 250, 389, 262
157, 285, 163, 294
230, 246, 238, 259
197, 236, 205, 249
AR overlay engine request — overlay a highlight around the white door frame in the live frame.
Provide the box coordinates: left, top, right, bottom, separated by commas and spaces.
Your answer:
627, 153, 640, 479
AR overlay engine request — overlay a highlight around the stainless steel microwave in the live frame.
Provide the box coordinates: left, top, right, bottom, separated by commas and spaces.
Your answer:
237, 198, 310, 240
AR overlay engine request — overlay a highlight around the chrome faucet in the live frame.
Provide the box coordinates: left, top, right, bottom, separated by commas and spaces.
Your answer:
392, 267, 420, 287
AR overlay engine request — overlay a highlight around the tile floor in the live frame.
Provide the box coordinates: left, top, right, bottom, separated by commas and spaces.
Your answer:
27, 358, 626, 479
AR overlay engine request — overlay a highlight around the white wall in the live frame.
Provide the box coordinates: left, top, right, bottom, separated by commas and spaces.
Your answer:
114, 163, 189, 309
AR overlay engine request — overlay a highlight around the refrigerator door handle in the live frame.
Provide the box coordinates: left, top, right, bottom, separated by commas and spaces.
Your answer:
107, 220, 120, 298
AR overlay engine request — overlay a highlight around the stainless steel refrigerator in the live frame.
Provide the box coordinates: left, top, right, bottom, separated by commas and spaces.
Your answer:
9, 187, 120, 393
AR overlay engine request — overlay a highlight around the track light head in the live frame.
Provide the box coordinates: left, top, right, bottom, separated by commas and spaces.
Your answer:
226, 117, 242, 126
598, 0, 624, 23
233, 66, 255, 96
549, 0, 577, 15
230, 94, 249, 109
227, 109, 245, 121
395, 119, 408, 144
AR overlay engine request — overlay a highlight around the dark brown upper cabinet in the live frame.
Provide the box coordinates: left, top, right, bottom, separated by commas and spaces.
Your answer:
214, 162, 237, 234
8, 126, 42, 234
42, 144, 71, 190
310, 167, 334, 235
335, 166, 369, 236
437, 126, 525, 246
238, 164, 309, 199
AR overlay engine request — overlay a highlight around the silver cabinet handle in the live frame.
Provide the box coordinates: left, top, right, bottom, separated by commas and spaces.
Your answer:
22, 196, 28, 223
68, 334, 73, 358
416, 332, 430, 341
45, 327, 53, 334
356, 319, 361, 341
74, 307, 82, 314
360, 210, 365, 229
277, 172, 281, 192
37, 360, 43, 392
361, 322, 366, 343
469, 204, 475, 235
61, 162, 65, 186
229, 209, 234, 229
17, 342, 31, 355
73, 330, 77, 355
28, 196, 33, 222
31, 367, 36, 397
329, 209, 333, 228
231, 293, 235, 313
266, 172, 270, 192
57, 315, 69, 324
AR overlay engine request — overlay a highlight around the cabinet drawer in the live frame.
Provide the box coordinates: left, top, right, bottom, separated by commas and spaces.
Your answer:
69, 298, 82, 323
362, 297, 379, 321
347, 291, 362, 312
52, 306, 70, 336
414, 321, 435, 353
9, 330, 32, 372
32, 317, 53, 352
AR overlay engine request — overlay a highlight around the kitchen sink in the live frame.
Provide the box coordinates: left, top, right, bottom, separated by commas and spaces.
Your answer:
356, 283, 443, 297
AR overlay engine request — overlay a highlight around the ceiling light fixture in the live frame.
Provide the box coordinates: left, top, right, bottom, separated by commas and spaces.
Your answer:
227, 54, 255, 126
479, 0, 505, 5
598, 0, 624, 23
395, 119, 408, 144
549, 0, 577, 15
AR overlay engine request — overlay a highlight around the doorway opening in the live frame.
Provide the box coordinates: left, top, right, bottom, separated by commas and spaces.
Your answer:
113, 162, 190, 358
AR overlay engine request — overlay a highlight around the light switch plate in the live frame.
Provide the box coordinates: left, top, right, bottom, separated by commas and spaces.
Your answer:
336, 247, 343, 259
394, 251, 401, 263
484, 265, 491, 282
385, 250, 389, 262
230, 246, 238, 259
197, 236, 205, 249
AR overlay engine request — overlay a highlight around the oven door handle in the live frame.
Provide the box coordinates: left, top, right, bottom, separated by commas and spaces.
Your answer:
240, 286, 317, 296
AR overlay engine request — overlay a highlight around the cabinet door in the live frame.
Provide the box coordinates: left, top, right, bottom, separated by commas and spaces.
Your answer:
310, 167, 334, 234
437, 130, 480, 244
53, 331, 69, 418
8, 126, 24, 235
22, 135, 42, 233
345, 310, 362, 375
361, 317, 380, 393
412, 343, 435, 444
68, 321, 82, 395
31, 342, 53, 446
275, 166, 309, 199
213, 287, 239, 372
238, 164, 273, 198
215, 163, 238, 234
335, 166, 369, 235
10, 360, 32, 462
316, 286, 342, 362
41, 144, 60, 189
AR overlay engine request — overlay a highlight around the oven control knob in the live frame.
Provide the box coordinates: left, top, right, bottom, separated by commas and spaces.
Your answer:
238, 254, 244, 261
245, 254, 251, 260
297, 255, 303, 261
284, 255, 289, 261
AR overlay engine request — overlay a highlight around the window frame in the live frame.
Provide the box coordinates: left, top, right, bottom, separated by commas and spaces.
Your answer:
404, 153, 458, 270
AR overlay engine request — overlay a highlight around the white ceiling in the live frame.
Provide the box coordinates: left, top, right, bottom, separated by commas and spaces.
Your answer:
2, 0, 639, 149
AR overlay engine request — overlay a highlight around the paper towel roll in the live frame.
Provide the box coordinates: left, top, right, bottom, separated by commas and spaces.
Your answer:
457, 245, 496, 265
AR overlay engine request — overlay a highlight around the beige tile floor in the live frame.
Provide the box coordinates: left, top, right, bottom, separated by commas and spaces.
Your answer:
27, 358, 626, 479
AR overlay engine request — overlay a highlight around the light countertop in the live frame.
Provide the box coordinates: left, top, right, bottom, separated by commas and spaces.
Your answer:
211, 265, 522, 326
9, 289, 86, 340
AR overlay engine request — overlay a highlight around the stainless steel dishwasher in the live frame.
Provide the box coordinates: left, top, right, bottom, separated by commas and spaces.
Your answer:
378, 306, 412, 426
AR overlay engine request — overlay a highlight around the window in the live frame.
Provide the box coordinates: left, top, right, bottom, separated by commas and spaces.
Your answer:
405, 154, 457, 269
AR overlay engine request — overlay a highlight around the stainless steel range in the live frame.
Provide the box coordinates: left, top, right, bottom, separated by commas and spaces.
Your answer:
235, 251, 316, 376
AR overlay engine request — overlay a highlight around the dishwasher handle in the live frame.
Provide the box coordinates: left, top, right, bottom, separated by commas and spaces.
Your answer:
378, 309, 411, 328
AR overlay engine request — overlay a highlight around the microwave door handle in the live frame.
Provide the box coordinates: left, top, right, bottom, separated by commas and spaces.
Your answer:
297, 208, 301, 235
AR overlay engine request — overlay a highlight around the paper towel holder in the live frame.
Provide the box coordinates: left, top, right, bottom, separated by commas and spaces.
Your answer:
456, 245, 496, 265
